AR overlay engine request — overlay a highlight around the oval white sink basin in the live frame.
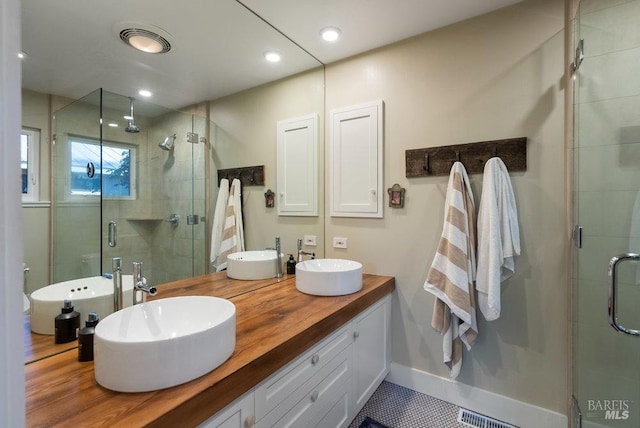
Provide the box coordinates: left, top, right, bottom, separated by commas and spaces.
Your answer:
30, 275, 134, 335
94, 295, 236, 393
296, 259, 363, 296
227, 250, 279, 280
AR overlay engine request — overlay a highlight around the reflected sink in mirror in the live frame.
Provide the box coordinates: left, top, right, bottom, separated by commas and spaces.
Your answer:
29, 275, 134, 335
227, 250, 280, 280
94, 295, 236, 393
295, 259, 363, 296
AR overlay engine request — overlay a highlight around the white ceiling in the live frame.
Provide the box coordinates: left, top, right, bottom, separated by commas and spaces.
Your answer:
21, 0, 521, 110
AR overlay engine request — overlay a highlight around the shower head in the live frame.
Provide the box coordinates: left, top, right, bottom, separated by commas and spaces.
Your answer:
125, 97, 140, 133
159, 134, 176, 151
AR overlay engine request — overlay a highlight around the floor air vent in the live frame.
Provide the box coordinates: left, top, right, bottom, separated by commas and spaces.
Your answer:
457, 409, 517, 428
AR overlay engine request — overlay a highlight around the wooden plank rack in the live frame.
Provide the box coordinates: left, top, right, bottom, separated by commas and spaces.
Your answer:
217, 165, 265, 186
405, 137, 527, 177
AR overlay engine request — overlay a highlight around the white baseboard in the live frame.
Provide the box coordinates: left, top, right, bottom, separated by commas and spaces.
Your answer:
386, 363, 567, 428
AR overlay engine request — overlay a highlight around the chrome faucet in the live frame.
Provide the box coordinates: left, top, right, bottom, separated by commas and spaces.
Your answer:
297, 239, 315, 263
112, 257, 124, 311
275, 237, 283, 278
132, 262, 158, 305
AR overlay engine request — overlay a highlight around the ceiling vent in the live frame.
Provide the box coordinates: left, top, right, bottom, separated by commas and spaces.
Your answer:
113, 22, 173, 54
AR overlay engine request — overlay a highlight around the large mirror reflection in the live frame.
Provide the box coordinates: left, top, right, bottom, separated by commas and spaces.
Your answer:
21, 0, 324, 362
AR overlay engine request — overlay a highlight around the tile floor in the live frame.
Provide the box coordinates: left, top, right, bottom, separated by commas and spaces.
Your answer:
349, 381, 467, 428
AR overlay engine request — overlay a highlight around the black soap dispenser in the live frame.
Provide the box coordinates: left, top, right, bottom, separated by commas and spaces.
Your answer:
78, 312, 99, 362
286, 254, 297, 274
54, 299, 80, 344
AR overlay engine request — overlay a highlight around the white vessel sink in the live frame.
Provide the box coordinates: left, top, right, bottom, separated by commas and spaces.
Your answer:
94, 295, 236, 393
227, 250, 279, 280
30, 275, 134, 335
295, 259, 363, 296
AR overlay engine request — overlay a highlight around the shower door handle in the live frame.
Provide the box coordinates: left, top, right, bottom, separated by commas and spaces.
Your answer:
108, 221, 117, 248
608, 253, 640, 336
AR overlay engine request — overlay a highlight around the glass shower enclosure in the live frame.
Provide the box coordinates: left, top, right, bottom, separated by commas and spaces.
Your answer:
52, 88, 207, 286
572, 1, 640, 426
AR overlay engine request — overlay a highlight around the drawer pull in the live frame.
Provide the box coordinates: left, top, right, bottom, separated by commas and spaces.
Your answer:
311, 354, 320, 365
310, 390, 319, 402
353, 331, 360, 340
244, 415, 256, 427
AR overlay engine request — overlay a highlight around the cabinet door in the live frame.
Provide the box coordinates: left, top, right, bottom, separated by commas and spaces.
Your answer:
199, 390, 255, 428
330, 100, 384, 218
351, 294, 391, 415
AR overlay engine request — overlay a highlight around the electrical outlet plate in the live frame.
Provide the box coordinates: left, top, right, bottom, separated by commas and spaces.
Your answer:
333, 237, 347, 249
304, 235, 317, 246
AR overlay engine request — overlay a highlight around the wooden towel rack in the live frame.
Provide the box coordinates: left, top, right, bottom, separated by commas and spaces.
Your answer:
405, 137, 527, 177
217, 165, 265, 187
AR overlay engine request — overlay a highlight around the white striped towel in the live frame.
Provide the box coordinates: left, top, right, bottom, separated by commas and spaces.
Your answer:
216, 178, 245, 272
476, 157, 520, 321
210, 178, 230, 270
424, 161, 478, 380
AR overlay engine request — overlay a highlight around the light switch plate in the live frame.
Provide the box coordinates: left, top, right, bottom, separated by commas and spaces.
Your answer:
333, 237, 348, 249
304, 235, 317, 246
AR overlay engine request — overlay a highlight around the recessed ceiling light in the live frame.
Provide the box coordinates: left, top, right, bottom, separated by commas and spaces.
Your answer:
17, 51, 27, 60
321, 27, 341, 42
264, 51, 281, 63
114, 22, 173, 54
108, 123, 119, 128
138, 89, 152, 97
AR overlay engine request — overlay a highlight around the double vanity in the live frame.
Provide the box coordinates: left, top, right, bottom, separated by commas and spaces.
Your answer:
25, 268, 394, 427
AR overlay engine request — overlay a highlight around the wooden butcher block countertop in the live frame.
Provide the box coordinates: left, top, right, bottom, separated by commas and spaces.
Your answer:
25, 272, 395, 427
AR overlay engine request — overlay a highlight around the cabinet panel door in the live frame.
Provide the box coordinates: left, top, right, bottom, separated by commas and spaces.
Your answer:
352, 295, 391, 413
277, 114, 318, 216
330, 100, 384, 218
199, 391, 255, 428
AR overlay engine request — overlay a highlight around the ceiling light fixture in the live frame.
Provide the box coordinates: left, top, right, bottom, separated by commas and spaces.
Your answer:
320, 27, 341, 42
114, 22, 173, 54
138, 89, 152, 97
264, 51, 281, 63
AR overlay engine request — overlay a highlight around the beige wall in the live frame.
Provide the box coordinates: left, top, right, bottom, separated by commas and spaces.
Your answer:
324, 0, 567, 414
209, 67, 325, 258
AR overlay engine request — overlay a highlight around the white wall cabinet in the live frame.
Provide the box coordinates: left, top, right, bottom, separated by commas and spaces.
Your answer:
200, 294, 391, 428
276, 114, 318, 216
330, 101, 384, 218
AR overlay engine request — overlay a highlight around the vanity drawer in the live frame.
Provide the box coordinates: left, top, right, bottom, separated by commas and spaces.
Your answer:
255, 325, 350, 420
256, 346, 351, 428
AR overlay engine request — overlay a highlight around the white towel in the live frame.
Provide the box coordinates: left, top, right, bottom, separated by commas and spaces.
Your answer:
424, 162, 478, 380
216, 178, 245, 272
476, 157, 520, 321
210, 178, 230, 270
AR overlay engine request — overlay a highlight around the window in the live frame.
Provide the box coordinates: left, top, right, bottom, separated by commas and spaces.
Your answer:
68, 137, 136, 199
21, 128, 40, 202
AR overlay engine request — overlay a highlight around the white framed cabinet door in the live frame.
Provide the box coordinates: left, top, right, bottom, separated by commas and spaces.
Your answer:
351, 294, 391, 417
276, 114, 318, 216
199, 390, 255, 428
330, 100, 384, 218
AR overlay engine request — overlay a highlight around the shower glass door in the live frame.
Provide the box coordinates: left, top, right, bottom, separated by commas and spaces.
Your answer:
573, 1, 640, 426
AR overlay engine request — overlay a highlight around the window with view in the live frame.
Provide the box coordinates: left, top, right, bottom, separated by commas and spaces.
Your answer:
21, 128, 40, 202
69, 137, 136, 199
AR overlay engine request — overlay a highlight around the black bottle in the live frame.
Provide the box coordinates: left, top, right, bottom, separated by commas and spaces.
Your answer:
286, 254, 297, 274
78, 312, 99, 362
54, 299, 80, 344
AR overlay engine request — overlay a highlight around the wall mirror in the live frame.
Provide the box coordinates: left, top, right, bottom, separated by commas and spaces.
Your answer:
21, 0, 325, 363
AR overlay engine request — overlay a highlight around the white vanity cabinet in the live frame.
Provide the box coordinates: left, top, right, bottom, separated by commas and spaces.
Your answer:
199, 390, 256, 428
351, 295, 391, 416
200, 294, 391, 428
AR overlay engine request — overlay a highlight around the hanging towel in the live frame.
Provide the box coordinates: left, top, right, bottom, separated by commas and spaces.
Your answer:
476, 157, 520, 321
424, 162, 478, 380
216, 178, 245, 272
210, 178, 230, 270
